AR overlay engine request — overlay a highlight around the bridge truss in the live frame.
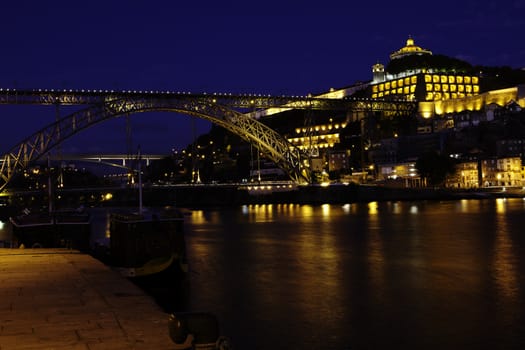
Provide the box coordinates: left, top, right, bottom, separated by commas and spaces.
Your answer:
0, 89, 417, 190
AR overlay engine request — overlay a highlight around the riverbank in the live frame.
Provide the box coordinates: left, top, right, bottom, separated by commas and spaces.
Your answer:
118, 183, 525, 206
3, 183, 525, 210
0, 248, 176, 349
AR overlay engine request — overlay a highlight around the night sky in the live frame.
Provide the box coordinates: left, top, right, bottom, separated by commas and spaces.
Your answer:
1, 0, 524, 155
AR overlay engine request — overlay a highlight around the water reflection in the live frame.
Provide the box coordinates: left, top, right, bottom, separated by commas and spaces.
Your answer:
496, 197, 507, 214
493, 207, 519, 307
368, 201, 378, 215
180, 199, 525, 349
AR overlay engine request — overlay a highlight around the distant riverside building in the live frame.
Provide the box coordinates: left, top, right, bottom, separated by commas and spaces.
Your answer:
376, 161, 424, 188
446, 157, 524, 188
328, 150, 350, 173
370, 37, 480, 104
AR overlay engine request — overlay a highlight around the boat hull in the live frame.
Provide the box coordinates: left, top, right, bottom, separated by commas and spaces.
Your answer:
9, 210, 91, 250
108, 208, 187, 279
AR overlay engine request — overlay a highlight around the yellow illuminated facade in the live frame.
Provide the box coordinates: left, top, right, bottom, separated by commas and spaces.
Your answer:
371, 75, 419, 100
418, 86, 525, 118
287, 121, 347, 151
371, 73, 480, 102
446, 161, 479, 188
446, 157, 524, 188
370, 37, 481, 108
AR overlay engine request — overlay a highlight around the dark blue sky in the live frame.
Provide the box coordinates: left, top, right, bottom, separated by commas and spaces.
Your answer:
1, 0, 524, 155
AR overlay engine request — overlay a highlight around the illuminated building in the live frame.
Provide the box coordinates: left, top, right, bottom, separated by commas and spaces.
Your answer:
249, 35, 525, 184
370, 37, 480, 106
446, 157, 523, 188
422, 86, 525, 118
328, 150, 350, 173
446, 161, 479, 188
377, 162, 424, 187
487, 157, 522, 187
287, 120, 347, 152
390, 36, 433, 60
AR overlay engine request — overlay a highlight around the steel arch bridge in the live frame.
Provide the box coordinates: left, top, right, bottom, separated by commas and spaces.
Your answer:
0, 89, 417, 191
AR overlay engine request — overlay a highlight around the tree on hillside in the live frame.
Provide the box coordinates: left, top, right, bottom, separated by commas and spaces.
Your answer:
415, 151, 456, 187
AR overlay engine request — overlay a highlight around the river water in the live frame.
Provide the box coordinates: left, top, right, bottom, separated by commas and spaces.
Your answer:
3, 198, 525, 349
178, 199, 525, 349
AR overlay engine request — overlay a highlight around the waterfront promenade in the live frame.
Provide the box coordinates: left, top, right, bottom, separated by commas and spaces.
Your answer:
0, 248, 175, 350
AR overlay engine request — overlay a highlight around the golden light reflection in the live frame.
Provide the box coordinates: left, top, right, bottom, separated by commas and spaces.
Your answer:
459, 199, 469, 212
367, 203, 385, 301
391, 202, 401, 214
188, 210, 222, 225
457, 199, 484, 213
492, 212, 519, 314
496, 198, 507, 214
368, 201, 378, 215
321, 204, 330, 217
299, 205, 315, 223
104, 212, 111, 238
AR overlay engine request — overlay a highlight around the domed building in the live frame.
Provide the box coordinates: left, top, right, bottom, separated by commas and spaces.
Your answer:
370, 36, 480, 106
390, 36, 432, 60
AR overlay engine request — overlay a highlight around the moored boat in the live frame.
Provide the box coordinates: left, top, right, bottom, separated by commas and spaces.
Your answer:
100, 148, 188, 279
9, 207, 91, 250
108, 206, 188, 279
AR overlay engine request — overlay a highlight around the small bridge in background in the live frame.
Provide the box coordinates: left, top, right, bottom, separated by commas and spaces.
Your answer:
48, 153, 166, 168
0, 88, 417, 190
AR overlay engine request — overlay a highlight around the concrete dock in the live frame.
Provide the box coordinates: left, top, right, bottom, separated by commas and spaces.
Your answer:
0, 248, 176, 350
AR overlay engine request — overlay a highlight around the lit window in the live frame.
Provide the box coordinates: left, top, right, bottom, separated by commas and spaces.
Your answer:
448, 76, 455, 84
440, 76, 447, 83
411, 76, 417, 84
473, 85, 479, 93
464, 76, 471, 84
458, 85, 464, 92
397, 88, 403, 94
433, 75, 440, 83
472, 77, 479, 84
443, 84, 449, 92
392, 81, 397, 89
405, 77, 410, 85
385, 82, 391, 90
379, 84, 384, 92
426, 84, 433, 91
403, 86, 409, 94
466, 85, 472, 93
398, 79, 403, 87
434, 84, 441, 91
372, 93, 377, 98
410, 85, 416, 93
425, 75, 432, 83
372, 85, 378, 93
457, 76, 463, 84
450, 84, 457, 92
426, 92, 434, 100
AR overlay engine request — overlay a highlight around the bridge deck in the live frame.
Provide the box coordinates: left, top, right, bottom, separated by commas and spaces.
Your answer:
0, 248, 176, 349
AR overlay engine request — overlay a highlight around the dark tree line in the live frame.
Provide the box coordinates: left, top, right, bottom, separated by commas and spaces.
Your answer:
415, 151, 456, 187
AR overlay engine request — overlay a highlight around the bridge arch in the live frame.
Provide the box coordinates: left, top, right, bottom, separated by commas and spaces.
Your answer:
0, 96, 312, 191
